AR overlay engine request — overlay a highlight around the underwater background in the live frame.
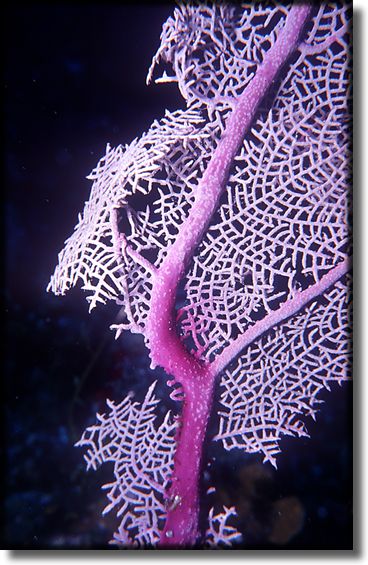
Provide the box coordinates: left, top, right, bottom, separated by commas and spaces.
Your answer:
3, 3, 352, 550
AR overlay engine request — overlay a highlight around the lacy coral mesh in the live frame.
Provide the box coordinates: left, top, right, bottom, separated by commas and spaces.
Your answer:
48, 3, 351, 356
48, 1, 351, 546
215, 275, 352, 467
147, 3, 289, 111
177, 4, 351, 360
205, 506, 242, 548
75, 382, 177, 546
47, 107, 214, 325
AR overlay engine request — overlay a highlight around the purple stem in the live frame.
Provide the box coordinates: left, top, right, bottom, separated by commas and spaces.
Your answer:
160, 367, 216, 546
143, 4, 318, 547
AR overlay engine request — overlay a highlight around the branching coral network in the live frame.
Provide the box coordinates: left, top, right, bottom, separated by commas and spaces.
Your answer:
48, 2, 352, 548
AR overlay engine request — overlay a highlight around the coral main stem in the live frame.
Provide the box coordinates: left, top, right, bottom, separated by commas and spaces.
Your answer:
144, 4, 313, 548
145, 4, 312, 373
160, 368, 216, 547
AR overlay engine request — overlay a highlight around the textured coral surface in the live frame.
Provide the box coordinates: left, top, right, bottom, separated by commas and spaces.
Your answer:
4, 2, 352, 550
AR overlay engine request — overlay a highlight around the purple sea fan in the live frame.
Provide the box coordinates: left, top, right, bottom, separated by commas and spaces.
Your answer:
48, 2, 352, 549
